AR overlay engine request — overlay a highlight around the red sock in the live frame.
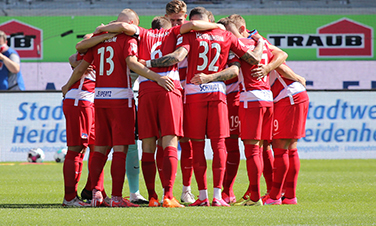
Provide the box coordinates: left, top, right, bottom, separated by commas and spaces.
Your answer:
89, 151, 107, 191
262, 148, 274, 194
180, 141, 193, 187
269, 148, 289, 200
259, 146, 264, 175
84, 150, 94, 191
111, 152, 127, 197
156, 145, 164, 187
211, 138, 226, 189
191, 140, 207, 190
244, 144, 262, 202
141, 152, 157, 200
284, 148, 300, 199
163, 146, 178, 199
223, 138, 240, 196
63, 150, 82, 201
76, 152, 85, 185
100, 149, 110, 198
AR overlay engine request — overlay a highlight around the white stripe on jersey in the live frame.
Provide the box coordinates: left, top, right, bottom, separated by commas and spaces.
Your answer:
239, 90, 273, 108
185, 82, 226, 96
95, 87, 134, 107
66, 70, 96, 106
65, 89, 95, 104
226, 80, 240, 94
270, 70, 306, 105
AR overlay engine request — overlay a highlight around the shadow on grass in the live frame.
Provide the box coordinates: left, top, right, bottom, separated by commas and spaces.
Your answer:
0, 203, 67, 208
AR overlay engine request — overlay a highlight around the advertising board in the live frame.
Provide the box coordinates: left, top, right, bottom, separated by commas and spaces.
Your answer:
1, 91, 375, 162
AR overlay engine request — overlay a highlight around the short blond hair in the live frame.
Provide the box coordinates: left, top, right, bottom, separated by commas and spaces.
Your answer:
189, 7, 208, 21
207, 10, 215, 23
117, 8, 140, 25
166, 0, 187, 15
228, 14, 246, 29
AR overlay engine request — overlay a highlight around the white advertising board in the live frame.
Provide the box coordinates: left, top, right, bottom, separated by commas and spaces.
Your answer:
0, 92, 66, 161
297, 91, 376, 159
0, 91, 375, 162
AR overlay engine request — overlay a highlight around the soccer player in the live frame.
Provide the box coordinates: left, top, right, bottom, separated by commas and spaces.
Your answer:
146, 7, 264, 207
192, 17, 288, 206
225, 14, 308, 205
75, 24, 149, 206
164, 0, 195, 204
165, 0, 187, 27
62, 9, 173, 208
94, 9, 223, 208
263, 65, 308, 205
62, 33, 117, 207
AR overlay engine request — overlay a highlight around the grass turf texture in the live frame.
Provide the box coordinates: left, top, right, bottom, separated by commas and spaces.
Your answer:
0, 159, 375, 225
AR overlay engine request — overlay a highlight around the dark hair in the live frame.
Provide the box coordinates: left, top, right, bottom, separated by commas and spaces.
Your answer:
189, 7, 208, 21
152, 16, 172, 29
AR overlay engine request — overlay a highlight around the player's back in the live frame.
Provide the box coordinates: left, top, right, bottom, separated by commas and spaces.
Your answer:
269, 68, 308, 105
183, 29, 238, 80
137, 26, 182, 93
238, 38, 273, 92
84, 33, 137, 107
177, 29, 248, 103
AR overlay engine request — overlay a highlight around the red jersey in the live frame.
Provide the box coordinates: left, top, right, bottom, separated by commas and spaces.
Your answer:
65, 53, 95, 107
177, 29, 249, 103
136, 26, 182, 95
238, 38, 274, 108
269, 63, 309, 106
84, 34, 137, 108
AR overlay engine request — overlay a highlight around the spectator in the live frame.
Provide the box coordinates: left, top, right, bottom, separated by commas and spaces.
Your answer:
0, 30, 25, 90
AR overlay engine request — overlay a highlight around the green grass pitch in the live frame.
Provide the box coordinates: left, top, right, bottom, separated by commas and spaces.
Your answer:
0, 159, 375, 225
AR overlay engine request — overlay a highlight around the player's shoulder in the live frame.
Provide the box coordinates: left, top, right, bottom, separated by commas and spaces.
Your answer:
239, 37, 256, 46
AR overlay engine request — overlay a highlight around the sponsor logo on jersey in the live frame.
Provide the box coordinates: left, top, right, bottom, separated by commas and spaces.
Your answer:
0, 19, 43, 60
199, 83, 220, 92
267, 18, 373, 58
96, 90, 112, 98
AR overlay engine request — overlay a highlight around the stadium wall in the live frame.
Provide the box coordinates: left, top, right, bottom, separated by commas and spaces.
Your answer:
1, 91, 375, 162
1, 14, 375, 90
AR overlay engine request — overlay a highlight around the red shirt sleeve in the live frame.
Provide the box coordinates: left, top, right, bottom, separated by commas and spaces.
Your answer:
83, 48, 94, 64
176, 32, 191, 53
229, 33, 249, 58
125, 37, 138, 58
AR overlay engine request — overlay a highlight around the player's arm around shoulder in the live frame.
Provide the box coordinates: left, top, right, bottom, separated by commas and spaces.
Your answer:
62, 60, 91, 97
76, 32, 117, 54
126, 55, 175, 91
240, 39, 264, 65
276, 64, 306, 87
95, 22, 138, 36
179, 20, 224, 34
148, 47, 188, 68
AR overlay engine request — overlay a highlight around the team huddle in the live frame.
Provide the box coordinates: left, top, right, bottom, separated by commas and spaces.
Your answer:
61, 0, 309, 208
